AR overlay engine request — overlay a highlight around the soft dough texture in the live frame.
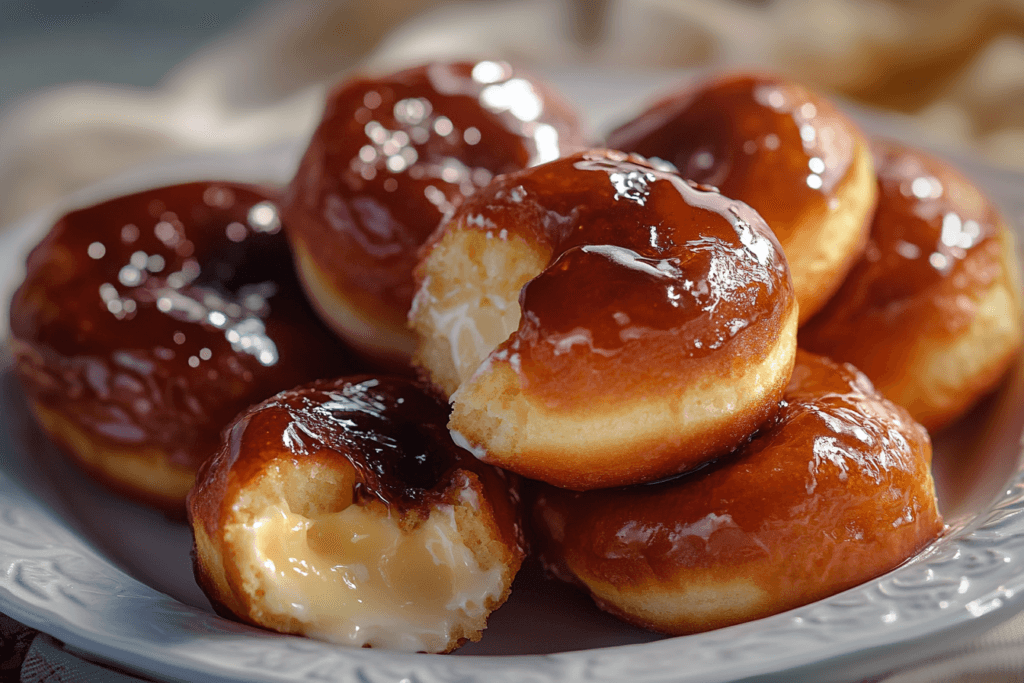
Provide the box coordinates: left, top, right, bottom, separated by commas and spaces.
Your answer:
410, 150, 798, 490
607, 72, 877, 324
800, 139, 1024, 431
281, 60, 586, 367
9, 182, 351, 511
188, 376, 525, 653
530, 350, 943, 635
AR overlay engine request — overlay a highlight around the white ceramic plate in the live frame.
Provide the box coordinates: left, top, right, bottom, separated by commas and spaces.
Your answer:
2, 73, 1024, 683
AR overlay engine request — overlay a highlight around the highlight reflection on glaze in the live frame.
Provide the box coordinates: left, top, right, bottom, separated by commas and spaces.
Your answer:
606, 73, 856, 239
801, 138, 1002, 342
10, 182, 350, 470
192, 376, 523, 551
529, 350, 940, 635
872, 139, 996, 284
583, 352, 926, 557
261, 377, 463, 505
796, 138, 1015, 432
283, 60, 586, 325
445, 151, 792, 388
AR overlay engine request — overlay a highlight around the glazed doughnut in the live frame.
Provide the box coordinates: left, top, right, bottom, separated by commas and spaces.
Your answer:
9, 182, 352, 510
187, 376, 525, 653
606, 72, 877, 324
530, 350, 943, 635
800, 139, 1024, 431
281, 60, 586, 367
410, 149, 798, 490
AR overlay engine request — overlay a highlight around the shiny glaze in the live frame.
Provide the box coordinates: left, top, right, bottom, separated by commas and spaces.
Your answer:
438, 149, 793, 404
606, 73, 856, 242
190, 376, 521, 545
803, 138, 1003, 353
531, 351, 941, 622
10, 182, 353, 472
283, 60, 586, 326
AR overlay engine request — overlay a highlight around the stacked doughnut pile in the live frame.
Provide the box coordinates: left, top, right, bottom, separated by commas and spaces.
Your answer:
9, 61, 1023, 653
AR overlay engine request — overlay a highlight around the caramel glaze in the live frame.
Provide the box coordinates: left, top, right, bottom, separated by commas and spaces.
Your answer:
800, 139, 1006, 399
606, 73, 855, 244
429, 149, 794, 407
10, 182, 354, 502
530, 351, 942, 634
282, 60, 586, 336
189, 376, 522, 550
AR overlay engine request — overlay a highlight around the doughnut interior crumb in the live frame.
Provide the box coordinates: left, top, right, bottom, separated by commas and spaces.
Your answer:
194, 455, 514, 653
410, 227, 549, 396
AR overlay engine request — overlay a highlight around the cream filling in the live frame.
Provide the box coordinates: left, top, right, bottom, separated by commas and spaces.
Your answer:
240, 502, 504, 652
409, 230, 547, 396
420, 280, 522, 387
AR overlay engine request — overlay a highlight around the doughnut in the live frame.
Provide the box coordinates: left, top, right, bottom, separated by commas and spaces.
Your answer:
800, 139, 1024, 431
9, 182, 352, 510
410, 149, 798, 490
530, 350, 943, 635
281, 60, 586, 367
187, 376, 525, 653
606, 72, 877, 324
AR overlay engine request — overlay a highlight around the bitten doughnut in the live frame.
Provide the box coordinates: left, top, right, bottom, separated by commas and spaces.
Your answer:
801, 139, 1024, 431
188, 376, 525, 653
9, 182, 352, 510
282, 60, 586, 367
410, 149, 798, 490
606, 72, 877, 324
531, 350, 943, 635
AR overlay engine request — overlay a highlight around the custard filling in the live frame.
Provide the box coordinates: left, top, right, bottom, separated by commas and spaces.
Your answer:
410, 230, 547, 394
241, 501, 504, 652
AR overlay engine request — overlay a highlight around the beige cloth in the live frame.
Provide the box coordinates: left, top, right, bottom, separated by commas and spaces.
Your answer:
2, 1, 1024, 680
2, 0, 1024, 228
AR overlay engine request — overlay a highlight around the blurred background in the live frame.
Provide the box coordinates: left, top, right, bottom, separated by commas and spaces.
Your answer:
2, 0, 1023, 228
0, 0, 270, 107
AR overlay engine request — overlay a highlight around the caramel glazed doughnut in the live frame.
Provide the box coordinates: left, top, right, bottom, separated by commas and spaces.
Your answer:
9, 182, 352, 510
411, 149, 799, 490
531, 350, 943, 635
801, 139, 1024, 431
188, 376, 525, 653
281, 60, 586, 367
607, 72, 877, 324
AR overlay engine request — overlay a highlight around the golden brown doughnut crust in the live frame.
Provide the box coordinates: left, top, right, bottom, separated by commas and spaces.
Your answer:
281, 60, 586, 365
607, 72, 877, 324
800, 139, 1024, 431
530, 350, 943, 635
411, 149, 798, 490
188, 376, 525, 653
